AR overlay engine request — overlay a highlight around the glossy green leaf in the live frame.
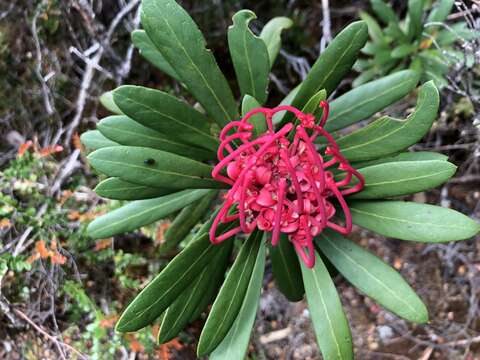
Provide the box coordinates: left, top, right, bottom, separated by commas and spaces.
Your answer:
131, 30, 180, 81
260, 16, 293, 67
228, 10, 269, 104
97, 115, 214, 161
94, 178, 173, 200
317, 230, 428, 323
116, 223, 233, 332
359, 11, 385, 44
100, 91, 123, 114
80, 130, 118, 150
353, 151, 448, 168
198, 230, 262, 356
370, 0, 399, 24
87, 189, 208, 239
348, 160, 456, 199
360, 41, 388, 56
352, 68, 377, 88
189, 241, 232, 323
300, 252, 353, 360
272, 85, 300, 124
427, 0, 454, 24
326, 70, 420, 132
391, 44, 417, 58
141, 0, 238, 127
210, 240, 266, 360
302, 89, 327, 118
113, 85, 217, 151
242, 95, 267, 138
349, 200, 480, 242
270, 234, 304, 302
407, 0, 425, 40
158, 241, 232, 343
160, 191, 217, 252
279, 21, 368, 126
87, 146, 224, 190
337, 81, 439, 162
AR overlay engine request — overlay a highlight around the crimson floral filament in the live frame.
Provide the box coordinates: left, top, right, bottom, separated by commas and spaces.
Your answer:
210, 101, 365, 268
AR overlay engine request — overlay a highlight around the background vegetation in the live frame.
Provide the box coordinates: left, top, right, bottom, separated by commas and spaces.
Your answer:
0, 0, 479, 359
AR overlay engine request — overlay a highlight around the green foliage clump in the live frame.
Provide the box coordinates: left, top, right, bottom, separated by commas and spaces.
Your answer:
354, 0, 479, 87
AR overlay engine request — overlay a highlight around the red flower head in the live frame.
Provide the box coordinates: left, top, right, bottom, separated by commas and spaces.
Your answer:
210, 101, 364, 268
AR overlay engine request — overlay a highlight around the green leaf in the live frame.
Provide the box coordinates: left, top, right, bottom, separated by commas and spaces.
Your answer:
272, 85, 300, 124
158, 240, 232, 343
270, 234, 304, 302
242, 95, 267, 138
436, 22, 480, 46
359, 11, 385, 44
326, 70, 420, 132
97, 115, 214, 161
80, 130, 118, 150
131, 30, 180, 81
160, 191, 218, 252
228, 10, 270, 104
116, 223, 233, 332
391, 44, 417, 58
300, 252, 353, 360
279, 21, 368, 126
301, 89, 327, 119
198, 230, 263, 356
348, 160, 456, 199
384, 22, 408, 42
210, 240, 266, 360
317, 230, 428, 323
189, 244, 232, 323
100, 91, 123, 114
427, 0, 454, 24
87, 189, 208, 239
87, 146, 224, 190
113, 85, 217, 151
349, 200, 480, 242
260, 16, 293, 67
352, 151, 448, 168
94, 178, 173, 200
352, 68, 377, 88
419, 50, 449, 75
337, 81, 439, 162
141, 0, 238, 127
407, 0, 425, 40
370, 0, 399, 24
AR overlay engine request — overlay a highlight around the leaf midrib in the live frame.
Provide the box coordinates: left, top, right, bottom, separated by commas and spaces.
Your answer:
364, 168, 452, 187
161, 265, 208, 339
350, 206, 468, 230
311, 266, 343, 359
322, 236, 419, 317
115, 93, 216, 142
92, 190, 199, 235
102, 123, 208, 148
220, 245, 264, 358
149, 7, 232, 122
329, 78, 413, 123
203, 241, 257, 351
121, 242, 213, 329
93, 158, 211, 182
242, 23, 256, 99
341, 92, 430, 152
